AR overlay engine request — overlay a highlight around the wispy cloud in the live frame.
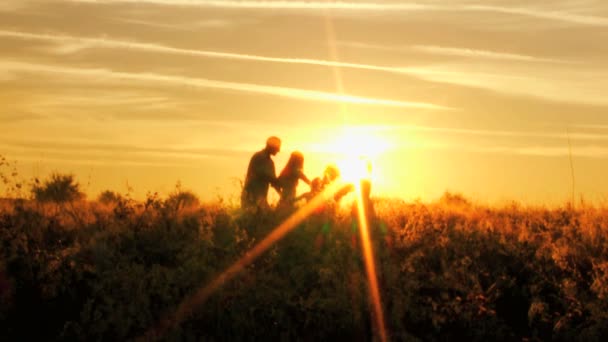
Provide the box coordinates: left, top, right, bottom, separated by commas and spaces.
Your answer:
71, 0, 431, 11
6, 29, 599, 106
5, 127, 608, 163
0, 137, 249, 158
410, 140, 608, 158
410, 45, 573, 64
30, 93, 178, 110
70, 0, 608, 26
465, 4, 608, 27
570, 124, 608, 130
0, 29, 457, 108
113, 17, 235, 31
482, 145, 608, 158
0, 134, 256, 169
0, 70, 16, 81
0, 0, 30, 12
395, 65, 608, 106
394, 124, 608, 142
356, 123, 608, 142
4, 153, 201, 168
0, 111, 44, 123
340, 40, 573, 64
0, 29, 418, 74
1, 60, 448, 110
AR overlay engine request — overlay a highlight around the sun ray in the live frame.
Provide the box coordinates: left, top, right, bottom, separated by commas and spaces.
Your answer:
322, 2, 389, 340
324, 2, 387, 342
141, 3, 391, 340
322, 4, 348, 124
355, 182, 388, 342
140, 181, 346, 340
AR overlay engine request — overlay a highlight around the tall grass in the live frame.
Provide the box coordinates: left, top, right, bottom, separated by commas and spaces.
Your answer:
1, 189, 608, 341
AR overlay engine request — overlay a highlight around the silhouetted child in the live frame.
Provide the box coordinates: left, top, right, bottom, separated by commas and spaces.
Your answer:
322, 164, 339, 184
296, 177, 323, 203
321, 164, 355, 203
277, 151, 311, 208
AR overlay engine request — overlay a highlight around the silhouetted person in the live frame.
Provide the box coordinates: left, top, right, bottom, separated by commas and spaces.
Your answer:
321, 164, 354, 202
241, 136, 282, 210
322, 164, 340, 186
297, 177, 323, 203
277, 151, 311, 209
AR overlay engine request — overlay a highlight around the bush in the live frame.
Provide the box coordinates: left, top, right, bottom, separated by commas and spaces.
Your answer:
32, 173, 85, 203
97, 190, 122, 205
1, 196, 608, 340
166, 190, 199, 211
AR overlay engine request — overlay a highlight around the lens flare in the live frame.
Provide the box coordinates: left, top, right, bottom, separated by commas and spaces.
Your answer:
143, 2, 389, 340
337, 155, 372, 185
141, 182, 346, 340
354, 184, 388, 342
322, 2, 388, 340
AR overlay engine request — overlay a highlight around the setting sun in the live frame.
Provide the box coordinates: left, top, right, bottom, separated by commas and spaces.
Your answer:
3, 1, 608, 341
306, 126, 390, 186
330, 126, 392, 159
337, 156, 372, 185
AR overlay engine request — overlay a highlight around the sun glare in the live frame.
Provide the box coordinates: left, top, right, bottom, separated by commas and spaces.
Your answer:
337, 155, 372, 186
333, 127, 391, 157
331, 127, 390, 185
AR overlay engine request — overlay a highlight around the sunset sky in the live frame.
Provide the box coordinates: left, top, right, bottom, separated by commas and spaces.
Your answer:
2, 0, 608, 205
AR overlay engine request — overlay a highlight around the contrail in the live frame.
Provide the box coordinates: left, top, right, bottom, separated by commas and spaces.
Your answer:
0, 29, 441, 82
69, 0, 608, 26
2, 60, 447, 109
410, 45, 572, 64
73, 0, 433, 11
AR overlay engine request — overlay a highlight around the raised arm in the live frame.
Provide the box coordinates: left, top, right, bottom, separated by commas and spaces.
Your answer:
268, 161, 281, 193
299, 170, 311, 185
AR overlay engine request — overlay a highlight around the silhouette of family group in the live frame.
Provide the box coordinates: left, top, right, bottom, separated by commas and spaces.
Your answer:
241, 136, 363, 212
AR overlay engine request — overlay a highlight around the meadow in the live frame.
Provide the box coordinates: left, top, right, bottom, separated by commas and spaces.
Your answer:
1, 172, 608, 341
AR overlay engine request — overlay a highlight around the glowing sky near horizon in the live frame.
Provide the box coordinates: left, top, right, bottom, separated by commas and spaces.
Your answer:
2, 0, 608, 205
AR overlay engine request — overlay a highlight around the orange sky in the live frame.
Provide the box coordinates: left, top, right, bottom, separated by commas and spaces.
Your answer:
2, 0, 608, 205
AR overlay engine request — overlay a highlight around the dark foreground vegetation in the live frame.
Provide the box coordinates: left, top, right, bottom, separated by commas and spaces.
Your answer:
1, 173, 608, 341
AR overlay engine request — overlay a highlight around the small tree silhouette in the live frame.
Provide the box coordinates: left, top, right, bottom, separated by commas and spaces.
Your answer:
166, 190, 200, 211
166, 182, 200, 212
32, 173, 85, 203
439, 191, 472, 207
97, 190, 123, 205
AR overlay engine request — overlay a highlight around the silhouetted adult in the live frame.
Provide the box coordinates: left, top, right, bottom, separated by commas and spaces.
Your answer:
241, 136, 282, 210
277, 151, 311, 209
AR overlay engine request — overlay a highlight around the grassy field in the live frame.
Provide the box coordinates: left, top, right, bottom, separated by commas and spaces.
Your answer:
1, 188, 608, 341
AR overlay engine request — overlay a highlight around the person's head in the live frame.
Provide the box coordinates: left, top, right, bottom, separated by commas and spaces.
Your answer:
265, 136, 281, 156
280, 151, 305, 178
323, 164, 340, 183
287, 151, 304, 169
311, 177, 322, 193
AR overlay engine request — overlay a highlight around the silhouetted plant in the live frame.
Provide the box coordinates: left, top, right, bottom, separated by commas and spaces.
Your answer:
97, 190, 123, 205
31, 173, 85, 203
166, 182, 200, 212
0, 155, 24, 198
439, 191, 472, 207
2, 193, 608, 341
